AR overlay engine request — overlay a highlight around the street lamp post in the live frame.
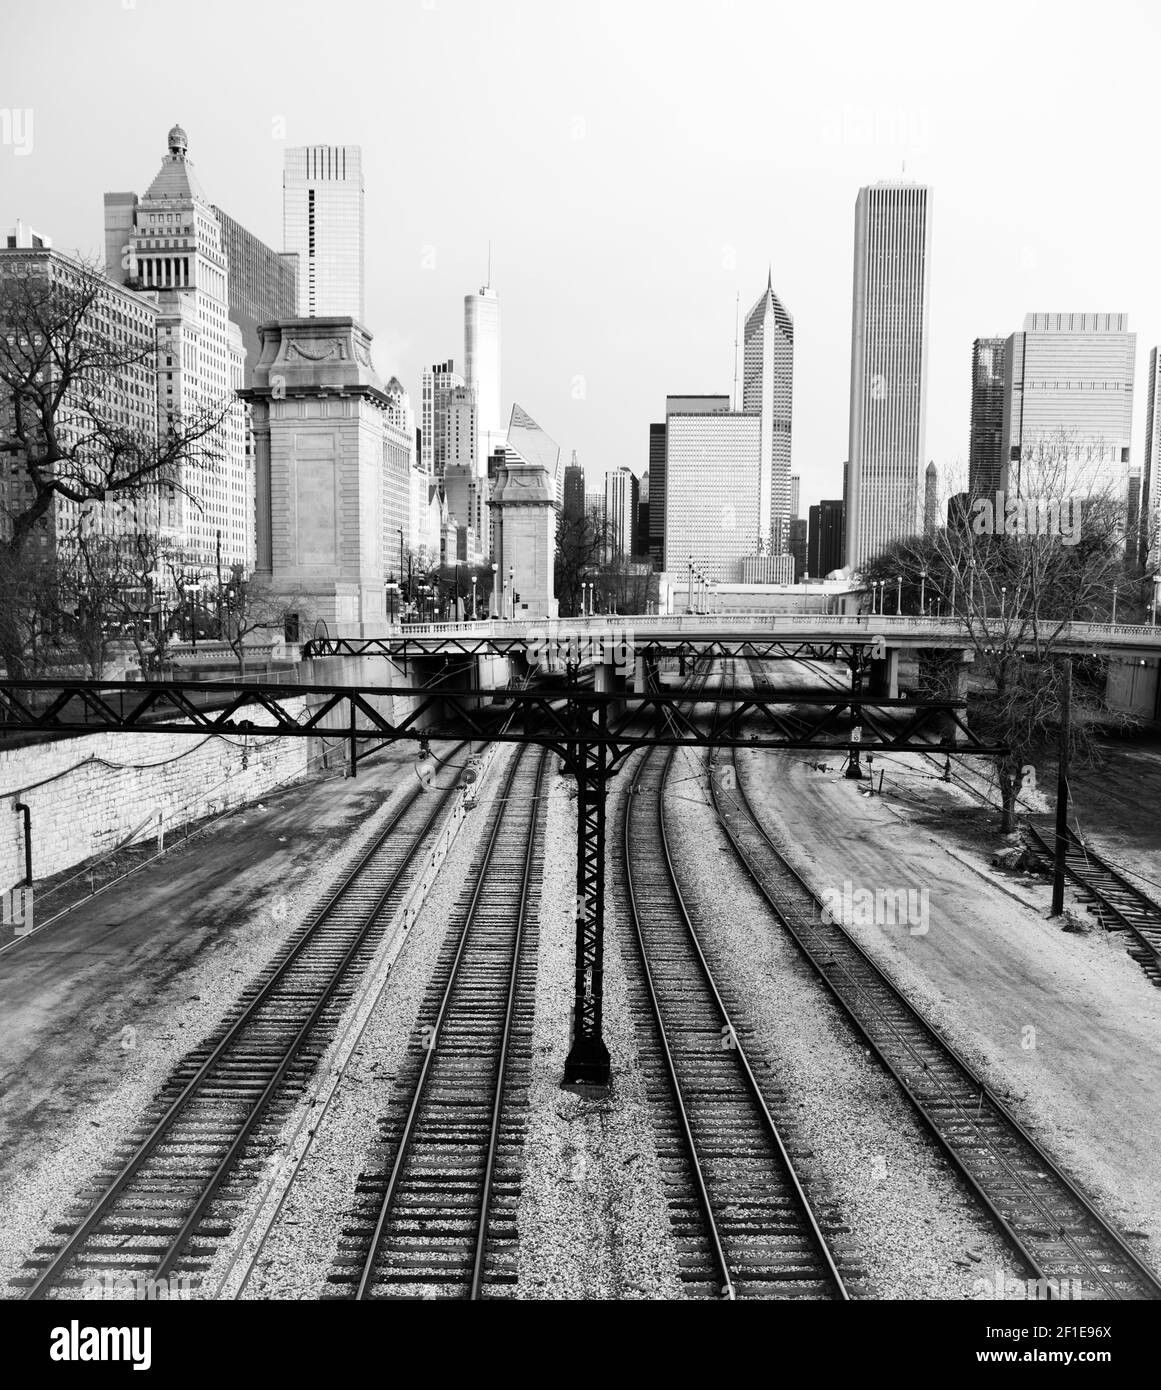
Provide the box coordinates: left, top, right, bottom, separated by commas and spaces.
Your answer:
490, 563, 498, 618
687, 555, 693, 613
508, 566, 515, 621
919, 569, 927, 615
896, 575, 903, 615
1001, 586, 1007, 621
1111, 583, 1118, 626
471, 574, 478, 620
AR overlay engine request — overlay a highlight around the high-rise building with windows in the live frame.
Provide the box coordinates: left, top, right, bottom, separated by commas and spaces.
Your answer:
465, 283, 501, 479
604, 467, 640, 560
742, 271, 794, 552
420, 359, 464, 477
846, 183, 933, 569
563, 450, 585, 521
1000, 313, 1135, 503
808, 500, 845, 577
790, 474, 800, 519
283, 145, 364, 320
103, 124, 249, 569
968, 337, 1006, 500
212, 208, 298, 387
1, 228, 159, 555
647, 422, 667, 569
1142, 347, 1161, 569
665, 411, 761, 583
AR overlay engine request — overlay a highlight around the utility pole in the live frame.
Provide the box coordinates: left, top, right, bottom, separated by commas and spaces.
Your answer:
1050, 657, 1072, 917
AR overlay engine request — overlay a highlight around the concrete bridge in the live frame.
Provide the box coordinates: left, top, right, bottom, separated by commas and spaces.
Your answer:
302, 613, 1161, 718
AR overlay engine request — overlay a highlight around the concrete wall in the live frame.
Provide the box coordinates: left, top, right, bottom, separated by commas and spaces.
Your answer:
1, 698, 311, 891
1106, 658, 1160, 720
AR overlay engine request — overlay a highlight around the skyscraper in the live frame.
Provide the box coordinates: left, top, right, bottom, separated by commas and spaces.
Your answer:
604, 467, 640, 560
420, 360, 464, 477
465, 283, 501, 479
742, 271, 794, 552
103, 124, 249, 568
212, 208, 298, 386
648, 422, 667, 570
563, 450, 585, 521
790, 474, 800, 520
1000, 313, 1135, 503
968, 337, 1006, 499
1142, 347, 1161, 568
846, 183, 933, 569
808, 500, 845, 577
283, 145, 364, 320
665, 411, 761, 583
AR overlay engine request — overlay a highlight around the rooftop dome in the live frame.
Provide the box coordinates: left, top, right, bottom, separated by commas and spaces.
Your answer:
167, 124, 188, 157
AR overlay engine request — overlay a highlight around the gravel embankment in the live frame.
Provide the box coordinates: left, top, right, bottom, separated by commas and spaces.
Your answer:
0, 749, 428, 1296
224, 744, 518, 1299
662, 744, 1021, 1300
516, 760, 685, 1300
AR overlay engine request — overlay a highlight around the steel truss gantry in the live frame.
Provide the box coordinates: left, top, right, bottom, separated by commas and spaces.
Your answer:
0, 679, 1005, 1086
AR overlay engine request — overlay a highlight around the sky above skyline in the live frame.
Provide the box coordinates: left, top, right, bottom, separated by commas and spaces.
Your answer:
3, 0, 1160, 513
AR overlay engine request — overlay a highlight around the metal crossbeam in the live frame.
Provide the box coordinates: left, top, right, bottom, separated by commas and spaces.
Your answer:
0, 677, 1005, 1090
303, 635, 857, 662
0, 681, 1002, 762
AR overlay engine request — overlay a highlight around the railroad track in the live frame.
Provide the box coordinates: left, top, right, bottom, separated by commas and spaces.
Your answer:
621, 668, 854, 1300
15, 744, 471, 1299
330, 742, 546, 1300
1024, 823, 1161, 988
710, 660, 1161, 1299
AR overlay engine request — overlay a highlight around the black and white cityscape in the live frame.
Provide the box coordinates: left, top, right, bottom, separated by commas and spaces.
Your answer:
0, 0, 1159, 1362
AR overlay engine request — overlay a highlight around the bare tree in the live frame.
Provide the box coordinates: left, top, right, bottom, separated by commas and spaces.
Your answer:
0, 254, 232, 675
863, 439, 1135, 832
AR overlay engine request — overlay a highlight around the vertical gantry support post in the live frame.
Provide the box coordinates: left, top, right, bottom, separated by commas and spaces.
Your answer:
563, 694, 612, 1086
845, 648, 864, 780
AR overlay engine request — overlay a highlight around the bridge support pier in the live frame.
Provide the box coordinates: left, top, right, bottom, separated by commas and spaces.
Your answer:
866, 648, 899, 699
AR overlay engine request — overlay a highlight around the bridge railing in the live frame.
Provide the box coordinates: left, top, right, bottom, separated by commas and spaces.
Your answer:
392, 613, 1161, 646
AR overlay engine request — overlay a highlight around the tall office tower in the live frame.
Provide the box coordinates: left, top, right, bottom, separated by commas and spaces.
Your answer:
585, 490, 605, 524
465, 283, 502, 478
283, 145, 364, 320
742, 271, 794, 551
846, 183, 933, 569
665, 411, 762, 582
103, 125, 249, 569
648, 422, 667, 569
420, 359, 465, 477
968, 337, 1006, 499
808, 500, 845, 577
1, 228, 159, 553
788, 518, 808, 579
443, 384, 489, 561
790, 475, 800, 520
924, 461, 939, 535
638, 469, 650, 560
1000, 314, 1135, 502
604, 467, 641, 560
563, 450, 585, 521
212, 208, 298, 386
1142, 348, 1161, 568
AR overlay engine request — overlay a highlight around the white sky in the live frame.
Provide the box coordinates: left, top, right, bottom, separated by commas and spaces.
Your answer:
2, 0, 1159, 513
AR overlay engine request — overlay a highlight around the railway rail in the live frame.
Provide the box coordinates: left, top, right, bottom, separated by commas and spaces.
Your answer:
15, 744, 471, 1299
1024, 823, 1161, 989
621, 667, 854, 1300
330, 742, 547, 1300
709, 659, 1161, 1300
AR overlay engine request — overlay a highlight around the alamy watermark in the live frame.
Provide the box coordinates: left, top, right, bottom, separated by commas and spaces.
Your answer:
820, 879, 929, 936
78, 1271, 193, 1300
970, 493, 1082, 546
526, 628, 635, 676
973, 1269, 1087, 1301
0, 108, 34, 157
